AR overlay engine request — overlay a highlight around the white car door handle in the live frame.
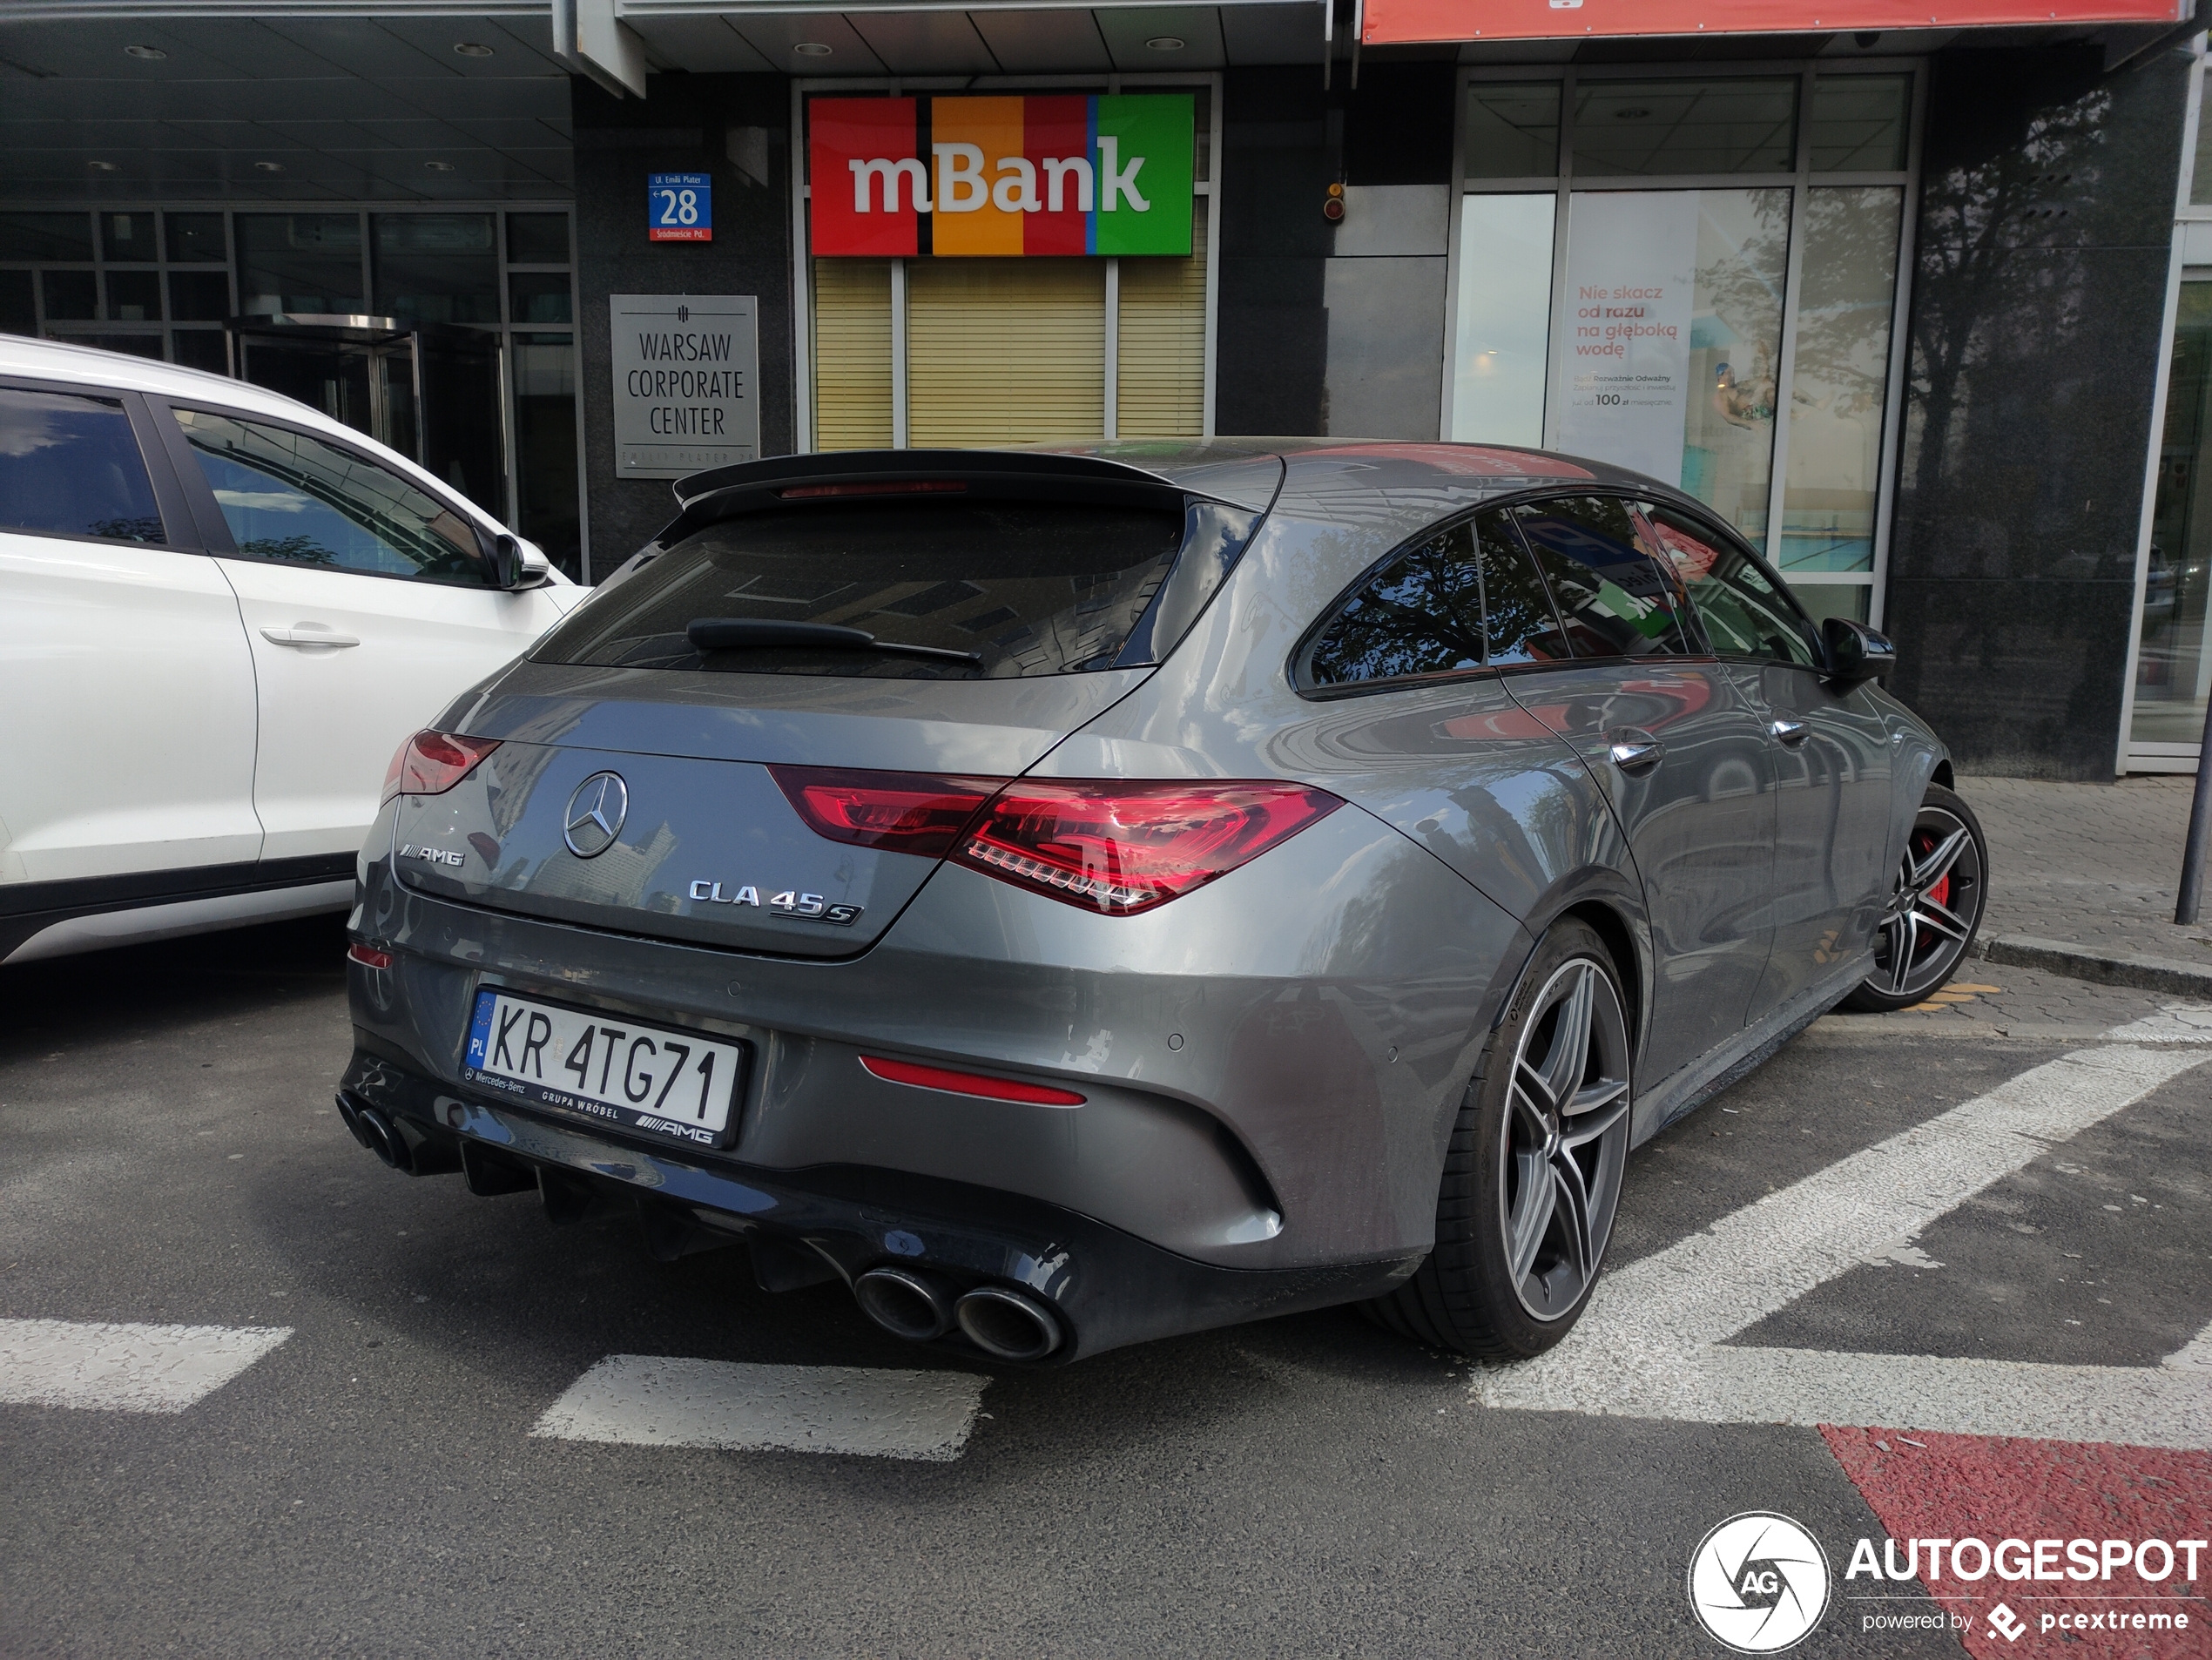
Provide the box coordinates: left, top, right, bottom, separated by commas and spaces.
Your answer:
261, 626, 361, 649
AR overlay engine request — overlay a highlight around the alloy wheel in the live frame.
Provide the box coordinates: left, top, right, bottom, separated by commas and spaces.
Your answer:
1871, 805, 1984, 1002
1498, 958, 1632, 1321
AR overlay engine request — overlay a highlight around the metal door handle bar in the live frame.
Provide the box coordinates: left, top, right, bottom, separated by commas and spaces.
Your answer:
1770, 719, 1810, 746
1607, 738, 1664, 772
261, 627, 361, 648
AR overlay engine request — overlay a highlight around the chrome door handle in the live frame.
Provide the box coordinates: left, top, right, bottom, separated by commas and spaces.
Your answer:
1607, 737, 1664, 773
1770, 719, 1810, 746
261, 626, 361, 649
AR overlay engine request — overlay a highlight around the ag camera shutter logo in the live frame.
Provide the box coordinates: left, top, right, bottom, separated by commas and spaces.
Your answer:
1689, 1512, 1831, 1653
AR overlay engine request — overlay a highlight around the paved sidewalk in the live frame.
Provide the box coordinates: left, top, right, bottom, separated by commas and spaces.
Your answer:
1957, 774, 2211, 973
1808, 773, 2212, 1039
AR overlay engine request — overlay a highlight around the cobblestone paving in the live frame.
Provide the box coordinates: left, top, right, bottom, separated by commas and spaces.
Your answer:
1954, 773, 2210, 965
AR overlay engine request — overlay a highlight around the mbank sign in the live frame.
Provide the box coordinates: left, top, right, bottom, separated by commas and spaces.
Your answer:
808, 94, 1193, 259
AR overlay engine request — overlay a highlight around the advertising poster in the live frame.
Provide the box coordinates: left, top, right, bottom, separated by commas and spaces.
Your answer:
1554, 190, 1698, 484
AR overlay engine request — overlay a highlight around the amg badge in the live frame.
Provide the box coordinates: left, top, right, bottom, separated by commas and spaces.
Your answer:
686, 881, 861, 925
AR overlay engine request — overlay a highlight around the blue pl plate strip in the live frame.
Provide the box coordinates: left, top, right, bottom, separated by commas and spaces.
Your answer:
466, 989, 496, 1070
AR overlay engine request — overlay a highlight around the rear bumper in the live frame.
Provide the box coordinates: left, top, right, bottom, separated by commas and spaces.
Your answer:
338, 1041, 1421, 1363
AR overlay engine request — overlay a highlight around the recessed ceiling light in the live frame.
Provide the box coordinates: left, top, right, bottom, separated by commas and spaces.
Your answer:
253, 160, 285, 172
453, 41, 494, 57
792, 41, 833, 56
1145, 35, 1186, 50
425, 160, 455, 172
87, 159, 119, 172
124, 44, 166, 60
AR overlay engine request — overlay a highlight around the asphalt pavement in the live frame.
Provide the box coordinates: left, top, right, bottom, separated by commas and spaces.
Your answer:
2, 915, 2207, 1658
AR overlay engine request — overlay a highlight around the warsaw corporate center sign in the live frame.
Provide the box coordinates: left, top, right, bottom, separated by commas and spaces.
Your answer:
808, 95, 1194, 257
609, 294, 759, 481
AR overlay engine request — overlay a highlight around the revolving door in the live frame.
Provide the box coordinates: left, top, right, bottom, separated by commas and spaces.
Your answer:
226, 314, 508, 519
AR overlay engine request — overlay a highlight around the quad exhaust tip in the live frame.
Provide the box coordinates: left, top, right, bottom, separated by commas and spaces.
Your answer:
854, 1267, 954, 1341
337, 1091, 415, 1174
955, 1286, 1062, 1361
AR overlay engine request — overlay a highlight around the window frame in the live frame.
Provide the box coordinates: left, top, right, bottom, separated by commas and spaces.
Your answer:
0, 375, 192, 551
1444, 57, 1925, 630
152, 394, 496, 587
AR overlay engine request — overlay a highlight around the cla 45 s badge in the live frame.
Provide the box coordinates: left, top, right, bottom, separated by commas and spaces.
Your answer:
686, 881, 862, 925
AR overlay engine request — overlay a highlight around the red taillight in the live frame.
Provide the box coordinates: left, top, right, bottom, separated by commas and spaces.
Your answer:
381, 729, 502, 804
952, 780, 1343, 915
347, 941, 393, 969
770, 766, 1005, 858
860, 1054, 1086, 1106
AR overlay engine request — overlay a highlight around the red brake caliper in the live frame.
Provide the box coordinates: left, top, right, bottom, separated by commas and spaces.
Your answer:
1921, 832, 1951, 910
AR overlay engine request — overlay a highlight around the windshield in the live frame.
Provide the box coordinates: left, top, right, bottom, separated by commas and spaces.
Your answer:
534, 499, 1190, 679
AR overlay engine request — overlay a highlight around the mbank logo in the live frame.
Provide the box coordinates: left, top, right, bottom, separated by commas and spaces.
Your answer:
1689, 1513, 1832, 1653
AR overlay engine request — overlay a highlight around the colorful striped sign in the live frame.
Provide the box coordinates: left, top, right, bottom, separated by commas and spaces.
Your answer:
808, 95, 1194, 259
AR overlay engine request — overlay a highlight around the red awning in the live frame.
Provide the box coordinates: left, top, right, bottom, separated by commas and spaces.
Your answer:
1363, 0, 2189, 44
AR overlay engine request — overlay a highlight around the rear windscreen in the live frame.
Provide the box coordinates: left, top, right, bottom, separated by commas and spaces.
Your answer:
534, 500, 1190, 678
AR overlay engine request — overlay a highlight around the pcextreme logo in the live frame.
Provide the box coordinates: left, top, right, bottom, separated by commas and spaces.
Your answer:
1689, 1512, 1832, 1653
807, 93, 1194, 258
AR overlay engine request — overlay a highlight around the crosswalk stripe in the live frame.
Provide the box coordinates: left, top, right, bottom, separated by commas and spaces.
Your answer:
0, 1319, 293, 1414
1477, 1036, 2212, 1446
531, 1356, 991, 1461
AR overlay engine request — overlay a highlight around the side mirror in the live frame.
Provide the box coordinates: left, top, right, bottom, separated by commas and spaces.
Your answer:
486, 531, 552, 591
1823, 616, 1896, 684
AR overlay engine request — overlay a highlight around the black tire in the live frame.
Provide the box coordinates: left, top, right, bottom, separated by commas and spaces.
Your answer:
1366, 919, 1633, 1360
1840, 783, 1989, 1014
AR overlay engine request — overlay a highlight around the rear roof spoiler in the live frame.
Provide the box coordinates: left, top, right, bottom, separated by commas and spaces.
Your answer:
651, 448, 1194, 551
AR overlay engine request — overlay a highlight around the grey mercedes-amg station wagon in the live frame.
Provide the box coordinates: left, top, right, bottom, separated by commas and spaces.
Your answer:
337, 442, 1986, 1365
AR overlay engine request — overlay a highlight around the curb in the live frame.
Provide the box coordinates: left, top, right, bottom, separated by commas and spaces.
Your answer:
1978, 934, 2212, 998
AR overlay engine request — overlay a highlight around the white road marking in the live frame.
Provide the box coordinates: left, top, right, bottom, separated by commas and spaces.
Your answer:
1477, 1038, 2212, 1446
0, 1319, 293, 1413
2162, 1319, 2212, 1374
2101, 1003, 2212, 1043
532, 1356, 990, 1461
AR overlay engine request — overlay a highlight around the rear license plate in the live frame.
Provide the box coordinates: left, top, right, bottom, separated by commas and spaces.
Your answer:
463, 989, 747, 1149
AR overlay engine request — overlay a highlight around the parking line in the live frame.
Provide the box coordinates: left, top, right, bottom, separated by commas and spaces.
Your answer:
1476, 1040, 2212, 1446
531, 1356, 991, 1461
0, 1319, 293, 1414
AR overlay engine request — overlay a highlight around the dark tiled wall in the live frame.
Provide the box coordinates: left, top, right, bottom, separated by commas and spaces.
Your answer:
1887, 47, 2188, 779
573, 73, 792, 577
1215, 64, 1456, 437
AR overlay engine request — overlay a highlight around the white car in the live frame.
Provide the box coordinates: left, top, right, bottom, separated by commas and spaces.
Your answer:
0, 334, 586, 965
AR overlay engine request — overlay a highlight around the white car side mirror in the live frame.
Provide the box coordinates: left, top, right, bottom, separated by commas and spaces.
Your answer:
488, 531, 553, 590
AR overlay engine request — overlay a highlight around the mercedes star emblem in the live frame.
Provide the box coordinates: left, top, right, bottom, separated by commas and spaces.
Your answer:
563, 772, 629, 858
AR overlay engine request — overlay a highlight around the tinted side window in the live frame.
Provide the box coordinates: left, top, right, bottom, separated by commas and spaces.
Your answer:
0, 385, 165, 544
1512, 496, 1697, 658
1305, 521, 1485, 687
1642, 503, 1818, 668
172, 408, 486, 584
1478, 511, 1572, 666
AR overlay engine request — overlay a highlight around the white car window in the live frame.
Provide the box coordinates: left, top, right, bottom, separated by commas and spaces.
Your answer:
171, 406, 488, 585
0, 384, 165, 544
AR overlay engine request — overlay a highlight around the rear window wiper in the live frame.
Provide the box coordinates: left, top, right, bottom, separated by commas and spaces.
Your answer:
686, 617, 981, 667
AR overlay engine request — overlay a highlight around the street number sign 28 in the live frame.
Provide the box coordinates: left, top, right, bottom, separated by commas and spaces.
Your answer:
649, 172, 712, 243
